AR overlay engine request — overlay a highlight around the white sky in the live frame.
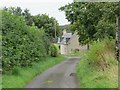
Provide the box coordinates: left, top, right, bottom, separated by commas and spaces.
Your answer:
0, 0, 73, 25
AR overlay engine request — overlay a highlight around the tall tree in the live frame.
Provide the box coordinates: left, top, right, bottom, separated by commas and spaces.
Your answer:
33, 14, 60, 42
60, 2, 120, 61
22, 9, 33, 26
59, 2, 117, 48
3, 7, 33, 26
3, 7, 22, 16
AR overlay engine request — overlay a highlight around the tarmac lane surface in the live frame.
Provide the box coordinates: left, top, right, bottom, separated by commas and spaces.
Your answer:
25, 57, 80, 88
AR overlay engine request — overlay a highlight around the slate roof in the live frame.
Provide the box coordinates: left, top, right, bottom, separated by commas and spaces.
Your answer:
60, 33, 72, 44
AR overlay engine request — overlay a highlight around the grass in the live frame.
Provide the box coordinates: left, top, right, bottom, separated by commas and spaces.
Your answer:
2, 55, 66, 88
77, 56, 118, 88
66, 51, 87, 57
76, 39, 118, 88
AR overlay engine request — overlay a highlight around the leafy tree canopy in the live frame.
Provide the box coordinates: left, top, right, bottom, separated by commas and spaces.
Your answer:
3, 7, 61, 42
59, 2, 120, 45
33, 14, 60, 42
3, 7, 33, 26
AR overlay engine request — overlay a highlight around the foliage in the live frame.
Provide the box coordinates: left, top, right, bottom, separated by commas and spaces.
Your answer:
3, 7, 33, 26
76, 38, 118, 88
33, 14, 60, 42
22, 9, 33, 26
4, 7, 61, 42
94, 19, 115, 39
59, 24, 73, 34
2, 55, 66, 88
2, 10, 49, 73
4, 7, 22, 16
59, 2, 120, 45
49, 43, 59, 57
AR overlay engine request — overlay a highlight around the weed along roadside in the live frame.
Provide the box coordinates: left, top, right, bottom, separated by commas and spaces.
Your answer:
2, 55, 66, 88
76, 38, 118, 88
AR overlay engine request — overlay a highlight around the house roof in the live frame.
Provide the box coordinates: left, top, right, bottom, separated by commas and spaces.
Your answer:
60, 33, 72, 44
62, 33, 72, 38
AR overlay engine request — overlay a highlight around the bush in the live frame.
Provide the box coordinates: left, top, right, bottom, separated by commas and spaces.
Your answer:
2, 10, 49, 73
49, 44, 59, 57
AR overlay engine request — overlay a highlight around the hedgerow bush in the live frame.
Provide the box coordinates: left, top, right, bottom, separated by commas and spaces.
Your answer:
49, 44, 59, 57
2, 10, 49, 74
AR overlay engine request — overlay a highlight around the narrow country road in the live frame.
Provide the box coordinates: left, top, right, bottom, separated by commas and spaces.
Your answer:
25, 57, 80, 88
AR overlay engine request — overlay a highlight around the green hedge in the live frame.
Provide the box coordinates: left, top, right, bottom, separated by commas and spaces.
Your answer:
2, 11, 49, 74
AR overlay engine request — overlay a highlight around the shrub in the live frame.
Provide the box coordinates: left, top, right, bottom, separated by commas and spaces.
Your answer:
2, 10, 49, 73
49, 44, 59, 57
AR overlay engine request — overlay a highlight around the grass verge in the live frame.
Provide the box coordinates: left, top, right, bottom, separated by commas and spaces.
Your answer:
2, 55, 66, 88
66, 51, 87, 57
76, 39, 118, 88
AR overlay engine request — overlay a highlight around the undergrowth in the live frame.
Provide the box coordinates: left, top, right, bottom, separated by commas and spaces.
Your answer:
76, 38, 118, 88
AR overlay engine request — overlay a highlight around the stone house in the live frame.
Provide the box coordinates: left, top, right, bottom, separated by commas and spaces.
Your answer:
58, 29, 87, 54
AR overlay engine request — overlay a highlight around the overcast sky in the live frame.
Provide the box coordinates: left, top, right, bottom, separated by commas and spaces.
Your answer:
0, 0, 73, 25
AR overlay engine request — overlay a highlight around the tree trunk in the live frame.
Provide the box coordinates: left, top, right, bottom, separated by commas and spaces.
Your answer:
116, 16, 120, 62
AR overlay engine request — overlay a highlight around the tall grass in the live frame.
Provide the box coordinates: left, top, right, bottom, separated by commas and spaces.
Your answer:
86, 38, 117, 70
76, 38, 118, 88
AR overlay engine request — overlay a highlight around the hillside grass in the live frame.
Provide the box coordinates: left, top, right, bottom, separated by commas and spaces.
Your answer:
2, 55, 66, 88
76, 39, 118, 88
